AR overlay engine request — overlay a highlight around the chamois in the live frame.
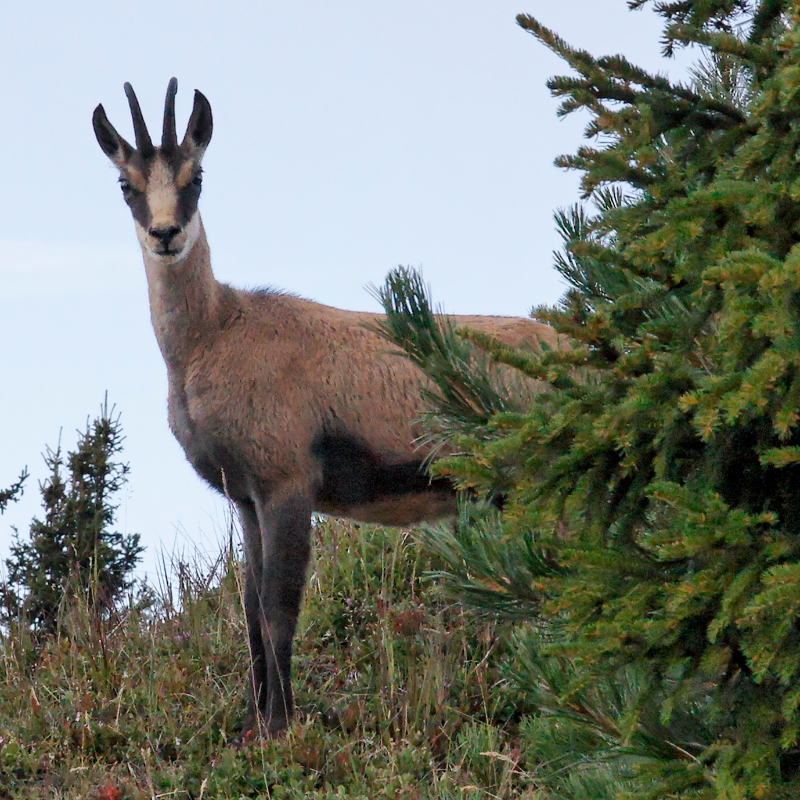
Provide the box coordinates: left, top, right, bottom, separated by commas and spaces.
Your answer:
93, 79, 556, 737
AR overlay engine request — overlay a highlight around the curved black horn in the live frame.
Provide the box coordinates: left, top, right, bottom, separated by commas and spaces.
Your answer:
123, 82, 154, 156
162, 77, 179, 152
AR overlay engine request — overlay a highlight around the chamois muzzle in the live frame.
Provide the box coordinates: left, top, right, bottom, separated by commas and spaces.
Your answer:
149, 225, 182, 247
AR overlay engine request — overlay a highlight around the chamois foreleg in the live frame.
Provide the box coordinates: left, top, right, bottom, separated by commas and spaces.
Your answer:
238, 500, 269, 736
254, 487, 313, 736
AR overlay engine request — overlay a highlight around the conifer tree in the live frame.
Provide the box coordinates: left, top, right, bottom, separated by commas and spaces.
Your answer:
0, 470, 26, 515
1, 401, 143, 635
378, 2, 800, 797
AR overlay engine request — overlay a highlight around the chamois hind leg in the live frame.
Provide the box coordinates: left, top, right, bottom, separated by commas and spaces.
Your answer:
238, 500, 269, 737
254, 487, 313, 736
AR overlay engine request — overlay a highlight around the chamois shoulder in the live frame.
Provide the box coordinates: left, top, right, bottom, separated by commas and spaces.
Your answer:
226, 286, 382, 332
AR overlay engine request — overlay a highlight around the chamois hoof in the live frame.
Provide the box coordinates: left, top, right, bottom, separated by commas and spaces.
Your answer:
235, 713, 288, 745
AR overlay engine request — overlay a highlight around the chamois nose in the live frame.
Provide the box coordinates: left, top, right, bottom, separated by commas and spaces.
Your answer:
149, 225, 181, 244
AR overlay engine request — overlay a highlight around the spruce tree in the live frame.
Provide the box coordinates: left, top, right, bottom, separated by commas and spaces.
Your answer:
378, 2, 800, 797
0, 470, 26, 515
1, 401, 143, 635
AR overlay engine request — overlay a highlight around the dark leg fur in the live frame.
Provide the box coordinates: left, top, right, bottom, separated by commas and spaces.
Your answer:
238, 501, 268, 734
240, 489, 313, 737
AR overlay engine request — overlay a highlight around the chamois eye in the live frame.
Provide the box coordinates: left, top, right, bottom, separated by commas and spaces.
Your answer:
119, 178, 133, 194
192, 174, 203, 187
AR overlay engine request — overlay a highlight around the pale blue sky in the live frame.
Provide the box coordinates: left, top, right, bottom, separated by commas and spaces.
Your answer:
0, 1, 694, 577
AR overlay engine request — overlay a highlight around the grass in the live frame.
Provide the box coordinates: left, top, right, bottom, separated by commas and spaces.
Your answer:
0, 517, 544, 799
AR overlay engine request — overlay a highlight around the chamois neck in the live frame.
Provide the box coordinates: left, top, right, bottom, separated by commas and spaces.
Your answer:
142, 216, 221, 368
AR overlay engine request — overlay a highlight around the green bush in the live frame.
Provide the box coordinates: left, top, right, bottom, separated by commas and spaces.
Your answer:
1, 400, 142, 636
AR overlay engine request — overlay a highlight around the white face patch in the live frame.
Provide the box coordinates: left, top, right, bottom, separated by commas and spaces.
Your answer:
146, 158, 179, 229
133, 156, 201, 264
182, 212, 202, 255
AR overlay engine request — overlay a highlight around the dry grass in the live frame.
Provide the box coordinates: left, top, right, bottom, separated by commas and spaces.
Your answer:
0, 518, 542, 799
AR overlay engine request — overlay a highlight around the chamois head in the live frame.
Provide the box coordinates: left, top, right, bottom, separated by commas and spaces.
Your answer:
93, 79, 213, 264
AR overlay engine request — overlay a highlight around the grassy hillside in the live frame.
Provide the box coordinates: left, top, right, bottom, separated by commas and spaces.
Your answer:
0, 518, 542, 799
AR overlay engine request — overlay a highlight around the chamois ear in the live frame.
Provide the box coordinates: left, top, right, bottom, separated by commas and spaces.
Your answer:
182, 89, 213, 156
92, 104, 133, 167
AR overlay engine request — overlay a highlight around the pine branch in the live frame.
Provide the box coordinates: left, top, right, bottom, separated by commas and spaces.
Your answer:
370, 267, 528, 431
0, 469, 27, 514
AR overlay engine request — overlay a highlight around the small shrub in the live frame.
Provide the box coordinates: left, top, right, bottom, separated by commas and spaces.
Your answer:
1, 399, 143, 636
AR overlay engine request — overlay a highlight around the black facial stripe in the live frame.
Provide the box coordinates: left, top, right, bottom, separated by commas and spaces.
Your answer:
126, 190, 150, 230
176, 183, 201, 227
120, 151, 152, 229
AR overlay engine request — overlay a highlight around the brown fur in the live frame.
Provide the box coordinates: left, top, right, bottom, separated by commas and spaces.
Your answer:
93, 80, 556, 737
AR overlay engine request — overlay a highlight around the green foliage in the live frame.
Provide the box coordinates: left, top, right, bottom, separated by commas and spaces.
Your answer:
1, 400, 143, 635
0, 518, 545, 799
371, 268, 541, 472
377, 2, 800, 797
0, 471, 26, 516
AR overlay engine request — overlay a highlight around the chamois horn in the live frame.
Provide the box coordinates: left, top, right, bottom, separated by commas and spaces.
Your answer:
123, 82, 154, 156
162, 77, 179, 153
